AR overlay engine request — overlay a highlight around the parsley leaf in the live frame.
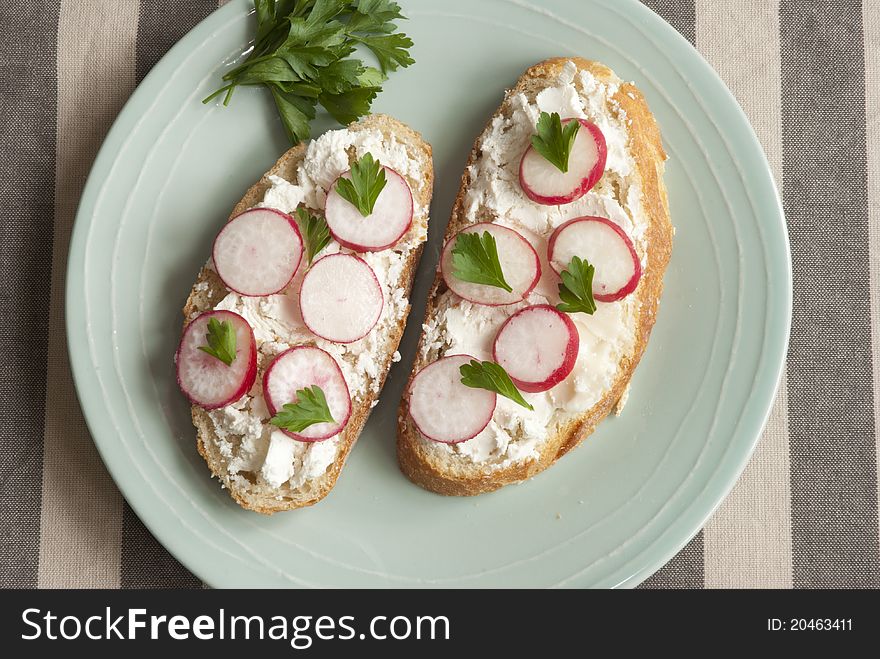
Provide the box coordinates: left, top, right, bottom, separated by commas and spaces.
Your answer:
351, 34, 415, 73
197, 318, 237, 367
357, 66, 387, 87
334, 152, 386, 216
343, 0, 406, 38
556, 256, 597, 315
315, 58, 367, 93
295, 207, 331, 264
231, 56, 301, 84
319, 85, 380, 125
204, 0, 415, 145
270, 385, 336, 433
531, 112, 580, 173
459, 360, 533, 411
270, 87, 317, 144
451, 231, 512, 292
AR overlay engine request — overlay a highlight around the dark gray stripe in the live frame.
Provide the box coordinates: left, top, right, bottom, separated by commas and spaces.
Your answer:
121, 504, 202, 588
639, 0, 696, 45
0, 0, 60, 588
780, 1, 880, 587
136, 0, 218, 82
120, 0, 217, 589
638, 535, 704, 589
636, 0, 703, 590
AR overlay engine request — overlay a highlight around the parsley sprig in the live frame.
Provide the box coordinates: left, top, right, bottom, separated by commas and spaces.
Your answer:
451, 231, 512, 292
556, 256, 597, 315
270, 385, 336, 432
531, 112, 580, 173
198, 318, 237, 367
335, 152, 386, 216
204, 0, 415, 145
295, 207, 331, 264
460, 360, 533, 411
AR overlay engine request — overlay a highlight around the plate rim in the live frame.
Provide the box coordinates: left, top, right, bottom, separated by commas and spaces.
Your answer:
65, 0, 792, 588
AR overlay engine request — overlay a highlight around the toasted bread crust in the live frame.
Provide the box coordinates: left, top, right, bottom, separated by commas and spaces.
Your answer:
183, 115, 433, 513
397, 58, 673, 496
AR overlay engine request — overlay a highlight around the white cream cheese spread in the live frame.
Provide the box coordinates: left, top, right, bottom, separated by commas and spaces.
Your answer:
419, 61, 647, 470
202, 126, 428, 494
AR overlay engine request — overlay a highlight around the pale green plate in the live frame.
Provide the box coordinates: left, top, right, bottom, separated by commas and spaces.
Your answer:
67, 0, 790, 588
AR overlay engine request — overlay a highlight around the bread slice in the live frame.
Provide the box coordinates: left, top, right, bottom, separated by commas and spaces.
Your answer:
397, 58, 672, 496
183, 114, 433, 513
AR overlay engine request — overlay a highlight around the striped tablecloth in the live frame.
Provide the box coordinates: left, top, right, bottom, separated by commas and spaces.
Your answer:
2, 0, 877, 589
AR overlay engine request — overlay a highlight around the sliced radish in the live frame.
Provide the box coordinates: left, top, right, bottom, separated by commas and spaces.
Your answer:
212, 208, 303, 296
324, 166, 413, 251
440, 222, 541, 306
408, 354, 496, 444
299, 253, 383, 343
263, 346, 351, 441
548, 216, 642, 302
492, 305, 579, 393
519, 118, 607, 205
176, 310, 257, 410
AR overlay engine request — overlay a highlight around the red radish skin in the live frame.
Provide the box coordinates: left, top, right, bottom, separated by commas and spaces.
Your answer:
299, 253, 384, 343
440, 222, 541, 306
519, 119, 607, 206
263, 346, 352, 442
176, 310, 257, 410
492, 305, 579, 393
408, 354, 497, 444
324, 166, 413, 252
547, 216, 642, 302
212, 208, 303, 297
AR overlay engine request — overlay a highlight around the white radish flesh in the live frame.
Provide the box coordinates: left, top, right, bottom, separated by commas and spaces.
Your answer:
263, 346, 351, 441
408, 354, 497, 443
324, 166, 413, 251
440, 222, 541, 306
212, 208, 303, 296
548, 216, 641, 302
176, 310, 256, 410
492, 304, 579, 393
299, 253, 384, 343
519, 119, 607, 205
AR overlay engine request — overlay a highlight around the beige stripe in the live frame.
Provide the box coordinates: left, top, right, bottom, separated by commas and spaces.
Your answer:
863, 0, 880, 554
37, 0, 141, 588
696, 0, 793, 588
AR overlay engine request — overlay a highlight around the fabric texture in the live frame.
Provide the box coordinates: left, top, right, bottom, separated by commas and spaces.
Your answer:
1, 0, 878, 589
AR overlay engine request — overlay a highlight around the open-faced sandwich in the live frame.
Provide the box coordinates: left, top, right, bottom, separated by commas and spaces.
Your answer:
176, 114, 433, 513
398, 58, 673, 496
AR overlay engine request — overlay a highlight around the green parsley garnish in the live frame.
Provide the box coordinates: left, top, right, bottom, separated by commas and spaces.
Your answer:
198, 318, 237, 367
556, 256, 597, 315
451, 231, 512, 292
459, 360, 533, 411
270, 385, 336, 433
531, 111, 580, 173
203, 0, 415, 145
335, 152, 387, 216
295, 207, 331, 264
